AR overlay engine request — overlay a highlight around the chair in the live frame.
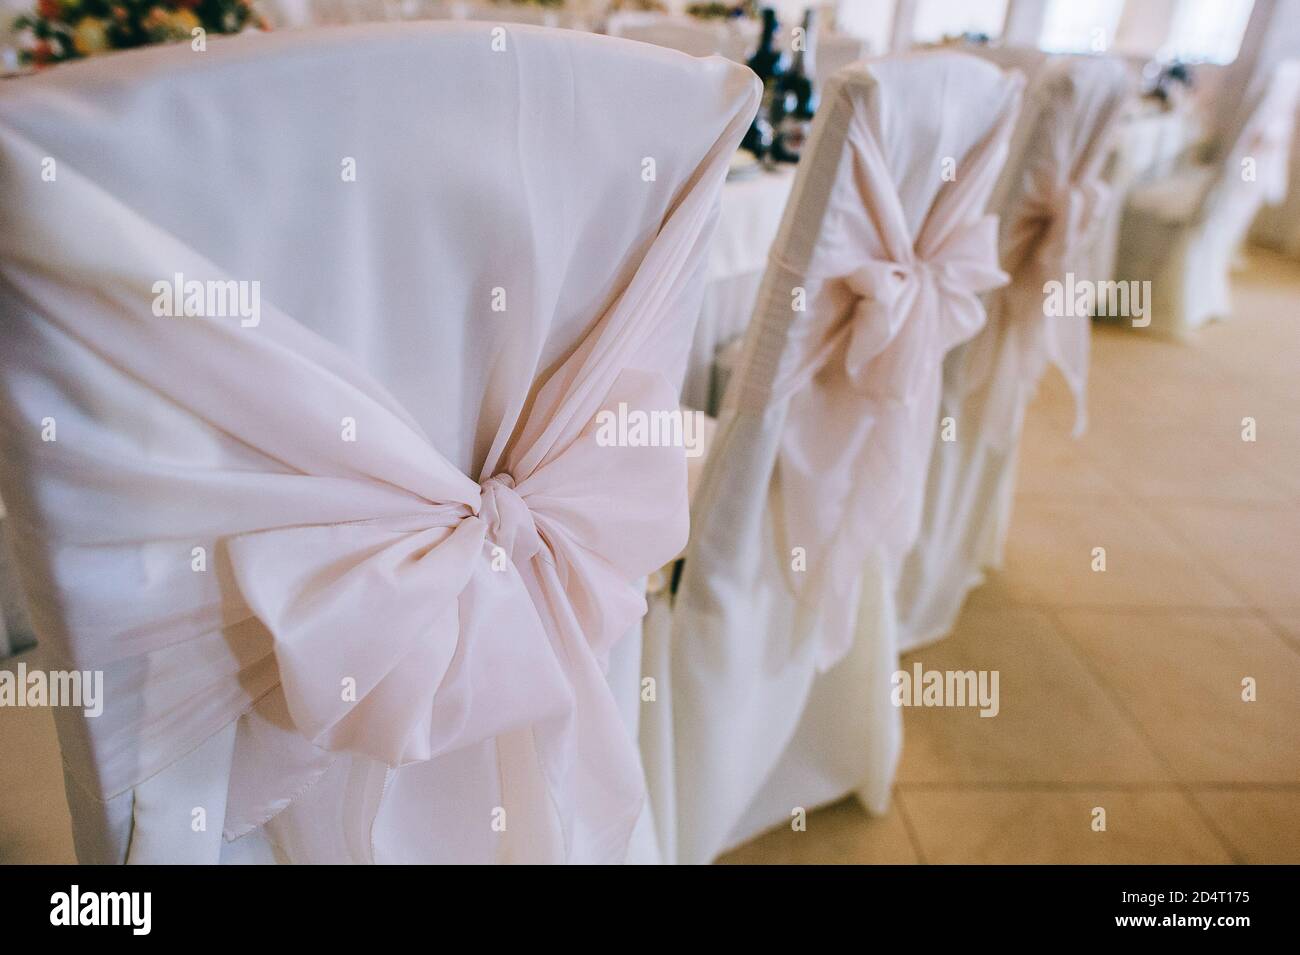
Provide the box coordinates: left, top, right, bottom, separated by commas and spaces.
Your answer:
0, 22, 756, 864
896, 54, 1131, 652
1115, 59, 1300, 335
642, 52, 1022, 864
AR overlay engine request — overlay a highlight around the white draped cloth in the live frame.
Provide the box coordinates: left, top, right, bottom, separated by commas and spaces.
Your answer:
645, 53, 1022, 864
0, 23, 756, 864
897, 54, 1130, 651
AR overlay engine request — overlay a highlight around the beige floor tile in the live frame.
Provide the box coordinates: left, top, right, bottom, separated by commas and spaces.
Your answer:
1189, 789, 1300, 864
1015, 419, 1125, 499
716, 798, 918, 865
895, 608, 1169, 784
900, 789, 1234, 864
1235, 416, 1300, 501
1080, 411, 1295, 505
1193, 252, 1300, 405
1153, 503, 1300, 610
1056, 610, 1300, 783
998, 495, 1246, 609
0, 693, 76, 864
959, 570, 1029, 611
1262, 613, 1300, 650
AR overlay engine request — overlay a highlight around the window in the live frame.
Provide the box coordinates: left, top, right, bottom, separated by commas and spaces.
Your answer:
1038, 0, 1125, 54
911, 0, 1009, 44
1160, 0, 1255, 64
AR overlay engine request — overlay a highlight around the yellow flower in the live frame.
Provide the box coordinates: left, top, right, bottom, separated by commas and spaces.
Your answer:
171, 8, 201, 33
71, 15, 110, 56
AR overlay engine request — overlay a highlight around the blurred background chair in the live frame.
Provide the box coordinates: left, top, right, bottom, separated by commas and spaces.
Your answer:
1114, 58, 1300, 335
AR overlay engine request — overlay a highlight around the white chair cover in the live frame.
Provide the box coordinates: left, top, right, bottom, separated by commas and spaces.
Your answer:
0, 22, 756, 864
897, 54, 1131, 651
644, 53, 1022, 864
1115, 59, 1300, 335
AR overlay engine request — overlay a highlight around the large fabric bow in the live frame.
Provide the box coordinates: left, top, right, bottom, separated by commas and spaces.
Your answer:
226, 365, 686, 771
843, 213, 1009, 400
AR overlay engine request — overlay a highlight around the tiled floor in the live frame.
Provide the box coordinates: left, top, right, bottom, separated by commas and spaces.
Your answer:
721, 247, 1300, 864
3, 251, 1298, 865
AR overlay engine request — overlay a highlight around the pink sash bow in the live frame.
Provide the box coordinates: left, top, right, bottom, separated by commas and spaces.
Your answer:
226, 366, 685, 770
843, 214, 1008, 399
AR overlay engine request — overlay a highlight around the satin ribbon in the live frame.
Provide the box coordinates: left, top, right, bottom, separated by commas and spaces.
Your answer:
225, 367, 685, 770
842, 213, 1008, 400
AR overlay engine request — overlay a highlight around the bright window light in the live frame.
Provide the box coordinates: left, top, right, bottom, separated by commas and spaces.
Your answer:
1161, 0, 1255, 64
1038, 0, 1125, 54
911, 0, 1009, 44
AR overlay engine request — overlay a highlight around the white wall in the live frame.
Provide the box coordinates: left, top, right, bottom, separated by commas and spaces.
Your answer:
835, 0, 897, 52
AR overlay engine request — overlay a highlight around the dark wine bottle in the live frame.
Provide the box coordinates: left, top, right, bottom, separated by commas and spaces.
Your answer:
770, 8, 818, 164
741, 8, 787, 159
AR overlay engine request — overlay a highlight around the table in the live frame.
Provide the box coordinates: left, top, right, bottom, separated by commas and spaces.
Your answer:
684, 165, 795, 412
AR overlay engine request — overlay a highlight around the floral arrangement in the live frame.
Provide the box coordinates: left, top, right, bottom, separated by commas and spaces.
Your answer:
608, 0, 667, 12
685, 1, 756, 20
11, 0, 269, 68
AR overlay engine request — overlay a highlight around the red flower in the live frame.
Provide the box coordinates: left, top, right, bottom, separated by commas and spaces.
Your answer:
31, 39, 52, 64
36, 0, 61, 20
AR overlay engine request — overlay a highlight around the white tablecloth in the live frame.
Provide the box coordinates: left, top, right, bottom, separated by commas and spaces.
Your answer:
684, 166, 795, 411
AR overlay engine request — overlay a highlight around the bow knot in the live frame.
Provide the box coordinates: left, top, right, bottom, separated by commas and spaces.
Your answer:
841, 215, 1007, 397
478, 473, 543, 564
